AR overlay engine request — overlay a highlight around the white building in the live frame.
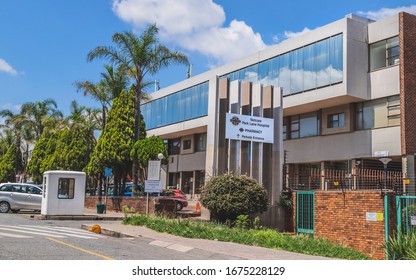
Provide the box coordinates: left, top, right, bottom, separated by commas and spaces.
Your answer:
142, 12, 415, 227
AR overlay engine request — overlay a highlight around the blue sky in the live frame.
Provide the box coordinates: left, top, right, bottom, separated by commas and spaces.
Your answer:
1, 0, 415, 119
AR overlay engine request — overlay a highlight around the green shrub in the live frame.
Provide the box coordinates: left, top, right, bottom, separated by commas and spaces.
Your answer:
384, 231, 416, 260
200, 173, 269, 223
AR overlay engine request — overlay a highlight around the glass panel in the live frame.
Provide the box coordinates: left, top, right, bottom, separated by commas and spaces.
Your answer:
195, 133, 207, 152
268, 57, 279, 87
316, 39, 331, 87
141, 82, 209, 130
330, 34, 343, 84
300, 112, 318, 137
303, 43, 316, 91
258, 60, 270, 85
279, 53, 291, 96
370, 41, 386, 71
58, 178, 75, 199
290, 48, 304, 93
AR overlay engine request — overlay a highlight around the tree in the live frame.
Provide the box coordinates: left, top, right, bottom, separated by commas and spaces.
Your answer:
20, 98, 63, 141
131, 135, 167, 185
0, 109, 26, 180
0, 143, 22, 182
200, 173, 269, 223
25, 131, 49, 183
74, 64, 129, 130
92, 89, 135, 209
87, 24, 189, 195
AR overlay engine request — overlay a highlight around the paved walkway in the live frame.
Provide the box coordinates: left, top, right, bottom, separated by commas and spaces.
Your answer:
78, 209, 332, 260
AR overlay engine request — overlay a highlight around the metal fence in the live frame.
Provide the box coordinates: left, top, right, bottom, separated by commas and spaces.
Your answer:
396, 196, 416, 234
296, 192, 315, 235
288, 167, 404, 192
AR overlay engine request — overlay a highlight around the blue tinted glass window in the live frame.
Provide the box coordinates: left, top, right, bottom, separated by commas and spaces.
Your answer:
141, 82, 209, 130
330, 34, 343, 84
315, 39, 331, 87
290, 48, 303, 94
303, 43, 316, 91
279, 52, 291, 96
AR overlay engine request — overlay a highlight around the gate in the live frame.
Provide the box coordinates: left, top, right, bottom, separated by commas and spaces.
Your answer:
396, 196, 416, 234
296, 192, 315, 235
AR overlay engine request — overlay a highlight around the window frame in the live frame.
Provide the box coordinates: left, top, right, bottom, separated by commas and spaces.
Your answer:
327, 113, 345, 128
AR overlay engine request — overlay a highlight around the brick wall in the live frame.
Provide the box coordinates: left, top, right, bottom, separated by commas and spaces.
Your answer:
400, 12, 416, 154
293, 191, 396, 260
85, 196, 155, 214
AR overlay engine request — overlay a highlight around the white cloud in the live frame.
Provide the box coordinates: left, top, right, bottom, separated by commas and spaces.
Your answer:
272, 27, 313, 44
112, 0, 266, 65
358, 5, 416, 20
0, 58, 18, 76
1, 103, 21, 112
284, 28, 312, 40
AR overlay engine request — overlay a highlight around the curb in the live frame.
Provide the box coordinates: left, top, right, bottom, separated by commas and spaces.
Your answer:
81, 224, 135, 238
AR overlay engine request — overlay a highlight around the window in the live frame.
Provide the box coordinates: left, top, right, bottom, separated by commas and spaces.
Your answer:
141, 82, 209, 130
222, 33, 343, 95
195, 133, 207, 152
290, 115, 300, 139
183, 139, 192, 150
283, 117, 288, 140
168, 138, 180, 155
370, 36, 399, 71
387, 96, 400, 126
288, 112, 319, 139
58, 178, 75, 199
356, 95, 400, 130
328, 113, 345, 128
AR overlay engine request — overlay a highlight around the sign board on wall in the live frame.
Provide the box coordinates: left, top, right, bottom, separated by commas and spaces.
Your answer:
366, 212, 384, 222
225, 113, 274, 144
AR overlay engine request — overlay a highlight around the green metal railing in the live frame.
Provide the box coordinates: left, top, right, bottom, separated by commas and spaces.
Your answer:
296, 192, 315, 235
396, 195, 416, 234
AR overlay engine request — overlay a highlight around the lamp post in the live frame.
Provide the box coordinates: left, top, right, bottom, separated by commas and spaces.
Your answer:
157, 153, 167, 188
379, 157, 392, 190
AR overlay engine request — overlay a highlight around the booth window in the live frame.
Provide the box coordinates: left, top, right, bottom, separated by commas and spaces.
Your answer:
58, 178, 75, 199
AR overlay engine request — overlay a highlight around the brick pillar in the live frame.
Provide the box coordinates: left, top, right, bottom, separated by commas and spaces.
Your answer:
400, 12, 416, 194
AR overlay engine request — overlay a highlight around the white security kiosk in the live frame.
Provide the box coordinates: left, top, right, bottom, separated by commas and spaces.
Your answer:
41, 171, 86, 215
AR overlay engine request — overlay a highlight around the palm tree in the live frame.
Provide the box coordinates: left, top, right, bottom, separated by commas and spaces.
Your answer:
74, 64, 129, 130
86, 24, 189, 193
20, 98, 63, 141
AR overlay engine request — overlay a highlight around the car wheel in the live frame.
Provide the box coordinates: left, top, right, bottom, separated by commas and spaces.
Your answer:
176, 201, 183, 211
0, 201, 10, 213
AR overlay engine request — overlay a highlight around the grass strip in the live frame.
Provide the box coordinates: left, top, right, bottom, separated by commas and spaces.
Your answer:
123, 214, 369, 260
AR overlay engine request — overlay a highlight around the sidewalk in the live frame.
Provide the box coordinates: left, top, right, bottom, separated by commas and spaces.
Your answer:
80, 209, 332, 260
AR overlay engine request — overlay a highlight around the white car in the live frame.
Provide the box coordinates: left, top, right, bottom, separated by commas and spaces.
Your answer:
0, 183, 42, 213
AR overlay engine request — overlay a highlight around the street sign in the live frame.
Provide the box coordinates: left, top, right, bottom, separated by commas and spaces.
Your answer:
147, 160, 161, 180
144, 180, 162, 193
104, 168, 112, 177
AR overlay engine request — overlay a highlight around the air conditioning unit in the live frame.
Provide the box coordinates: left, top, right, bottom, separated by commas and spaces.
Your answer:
394, 58, 400, 65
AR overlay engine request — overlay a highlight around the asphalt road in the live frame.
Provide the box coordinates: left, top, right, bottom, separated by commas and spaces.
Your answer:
0, 212, 231, 260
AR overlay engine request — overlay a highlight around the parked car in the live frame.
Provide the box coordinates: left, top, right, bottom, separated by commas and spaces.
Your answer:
157, 189, 188, 211
105, 183, 140, 197
0, 183, 42, 213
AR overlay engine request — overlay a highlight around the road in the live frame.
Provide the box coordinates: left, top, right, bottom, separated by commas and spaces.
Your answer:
0, 212, 232, 260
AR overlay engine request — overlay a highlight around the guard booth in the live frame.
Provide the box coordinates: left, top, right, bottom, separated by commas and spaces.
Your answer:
41, 171, 86, 215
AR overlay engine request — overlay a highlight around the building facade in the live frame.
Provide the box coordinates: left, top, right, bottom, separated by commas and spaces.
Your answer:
142, 13, 416, 225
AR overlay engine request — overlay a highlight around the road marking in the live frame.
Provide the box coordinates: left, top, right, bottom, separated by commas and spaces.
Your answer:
47, 237, 113, 260
26, 225, 101, 239
0, 232, 33, 238
0, 226, 67, 238
0, 225, 101, 239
